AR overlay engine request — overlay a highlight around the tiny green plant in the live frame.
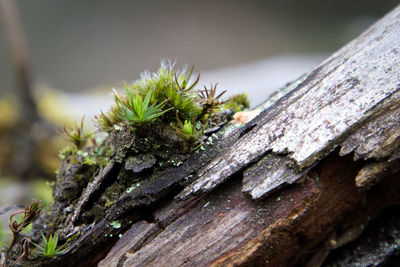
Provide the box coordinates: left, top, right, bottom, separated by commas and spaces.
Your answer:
134, 63, 201, 121
62, 118, 92, 149
223, 93, 250, 112
173, 113, 205, 146
115, 86, 171, 126
109, 221, 121, 229
31, 233, 66, 259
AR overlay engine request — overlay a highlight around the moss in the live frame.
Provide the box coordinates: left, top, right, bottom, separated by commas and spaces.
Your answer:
96, 62, 229, 151
62, 118, 92, 150
25, 62, 241, 265
223, 93, 250, 112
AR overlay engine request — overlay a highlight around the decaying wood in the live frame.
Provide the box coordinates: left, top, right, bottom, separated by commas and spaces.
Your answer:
69, 160, 118, 225
179, 5, 400, 200
101, 5, 400, 266
323, 205, 400, 266
20, 4, 400, 267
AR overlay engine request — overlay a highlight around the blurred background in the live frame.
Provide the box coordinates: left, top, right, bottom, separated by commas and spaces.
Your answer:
1, 0, 399, 106
0, 0, 398, 245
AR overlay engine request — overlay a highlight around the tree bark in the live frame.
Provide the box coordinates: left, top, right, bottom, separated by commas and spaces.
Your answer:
17, 4, 400, 267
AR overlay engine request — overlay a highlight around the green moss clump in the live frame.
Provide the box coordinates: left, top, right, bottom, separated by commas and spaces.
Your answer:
95, 62, 228, 149
96, 64, 199, 131
48, 61, 240, 236
223, 93, 250, 112
53, 62, 241, 216
59, 120, 112, 169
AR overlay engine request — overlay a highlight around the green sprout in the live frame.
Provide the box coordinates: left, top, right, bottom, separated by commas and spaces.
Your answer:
31, 233, 67, 259
115, 86, 171, 126
174, 114, 205, 145
62, 118, 92, 149
83, 156, 97, 166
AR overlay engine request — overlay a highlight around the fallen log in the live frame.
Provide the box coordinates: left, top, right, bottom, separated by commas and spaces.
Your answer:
98, 5, 400, 266
6, 4, 400, 267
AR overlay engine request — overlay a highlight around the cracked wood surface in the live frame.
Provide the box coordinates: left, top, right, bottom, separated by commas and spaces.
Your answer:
69, 159, 118, 225
179, 5, 400, 200
99, 5, 400, 267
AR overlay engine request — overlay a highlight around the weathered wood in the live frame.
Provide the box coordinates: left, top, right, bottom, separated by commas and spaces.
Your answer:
126, 175, 319, 266
97, 221, 160, 267
323, 205, 400, 266
69, 160, 118, 225
106, 5, 400, 266
179, 5, 400, 200
16, 4, 400, 267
